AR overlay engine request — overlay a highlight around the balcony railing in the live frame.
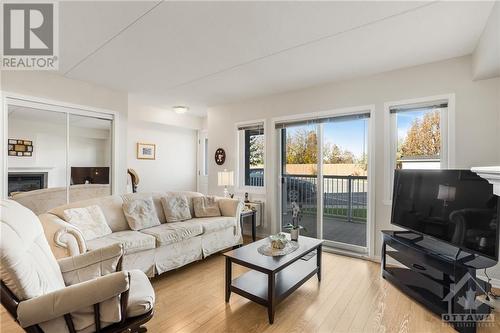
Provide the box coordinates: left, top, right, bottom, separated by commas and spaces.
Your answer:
283, 174, 368, 222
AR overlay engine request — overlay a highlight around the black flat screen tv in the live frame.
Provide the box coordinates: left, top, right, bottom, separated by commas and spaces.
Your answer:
71, 167, 110, 185
391, 169, 499, 260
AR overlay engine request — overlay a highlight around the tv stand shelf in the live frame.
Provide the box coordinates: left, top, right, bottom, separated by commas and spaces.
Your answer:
381, 230, 495, 333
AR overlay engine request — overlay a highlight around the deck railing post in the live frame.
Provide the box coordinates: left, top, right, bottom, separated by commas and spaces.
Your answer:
347, 176, 352, 222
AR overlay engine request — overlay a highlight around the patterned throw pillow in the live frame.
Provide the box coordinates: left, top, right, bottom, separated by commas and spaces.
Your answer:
122, 197, 161, 231
63, 205, 112, 241
161, 195, 192, 222
192, 196, 221, 218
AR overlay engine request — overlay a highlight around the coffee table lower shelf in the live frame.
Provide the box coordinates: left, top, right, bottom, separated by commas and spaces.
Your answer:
227, 255, 319, 323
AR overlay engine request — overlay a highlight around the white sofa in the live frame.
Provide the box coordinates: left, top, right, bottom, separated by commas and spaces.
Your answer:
11, 184, 111, 215
40, 191, 244, 277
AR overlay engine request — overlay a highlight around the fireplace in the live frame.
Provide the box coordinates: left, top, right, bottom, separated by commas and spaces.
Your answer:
8, 173, 48, 196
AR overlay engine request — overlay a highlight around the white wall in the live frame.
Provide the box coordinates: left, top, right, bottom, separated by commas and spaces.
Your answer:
126, 97, 202, 193
1, 71, 128, 193
207, 55, 500, 280
473, 2, 500, 80
127, 120, 198, 193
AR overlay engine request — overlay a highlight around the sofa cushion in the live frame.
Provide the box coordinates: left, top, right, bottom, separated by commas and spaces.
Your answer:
0, 200, 65, 300
126, 269, 155, 317
50, 196, 129, 232
86, 231, 156, 254
161, 195, 191, 222
63, 205, 112, 241
140, 221, 203, 247
122, 192, 166, 223
193, 196, 221, 218
192, 216, 237, 234
165, 191, 203, 218
122, 197, 161, 231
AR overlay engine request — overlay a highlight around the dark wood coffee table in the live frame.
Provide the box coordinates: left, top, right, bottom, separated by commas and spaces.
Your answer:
223, 235, 323, 324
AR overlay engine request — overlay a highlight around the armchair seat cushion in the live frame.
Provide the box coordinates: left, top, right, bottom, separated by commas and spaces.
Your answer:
126, 270, 155, 318
87, 231, 156, 254
140, 221, 203, 247
192, 216, 237, 234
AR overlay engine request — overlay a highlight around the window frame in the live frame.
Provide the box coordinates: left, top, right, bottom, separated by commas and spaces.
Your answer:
384, 94, 455, 205
236, 119, 266, 194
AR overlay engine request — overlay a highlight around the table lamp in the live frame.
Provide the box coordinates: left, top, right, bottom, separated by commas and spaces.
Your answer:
218, 169, 234, 198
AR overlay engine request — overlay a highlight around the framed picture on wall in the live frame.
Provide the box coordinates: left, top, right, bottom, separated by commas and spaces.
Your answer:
8, 139, 33, 157
137, 143, 156, 160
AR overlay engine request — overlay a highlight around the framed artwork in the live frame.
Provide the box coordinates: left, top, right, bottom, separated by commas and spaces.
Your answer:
137, 143, 156, 160
215, 148, 226, 165
8, 139, 33, 157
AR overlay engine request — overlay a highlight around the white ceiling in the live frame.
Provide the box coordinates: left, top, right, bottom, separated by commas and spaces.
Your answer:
59, 1, 495, 117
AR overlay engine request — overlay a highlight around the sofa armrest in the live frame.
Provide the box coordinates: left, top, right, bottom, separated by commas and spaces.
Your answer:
17, 271, 129, 328
218, 198, 244, 237
39, 213, 87, 258
58, 243, 124, 285
218, 198, 244, 218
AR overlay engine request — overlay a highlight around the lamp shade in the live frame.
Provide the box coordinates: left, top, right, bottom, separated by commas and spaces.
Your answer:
218, 170, 234, 186
437, 184, 456, 202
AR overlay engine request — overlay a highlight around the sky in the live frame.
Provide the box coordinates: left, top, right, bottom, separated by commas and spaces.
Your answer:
285, 109, 432, 159
286, 119, 368, 158
396, 109, 429, 143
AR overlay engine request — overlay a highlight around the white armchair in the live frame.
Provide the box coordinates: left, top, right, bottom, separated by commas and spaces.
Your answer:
0, 200, 155, 333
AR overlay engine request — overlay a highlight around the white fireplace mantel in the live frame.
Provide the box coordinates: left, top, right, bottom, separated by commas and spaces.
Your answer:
8, 166, 54, 172
471, 166, 500, 196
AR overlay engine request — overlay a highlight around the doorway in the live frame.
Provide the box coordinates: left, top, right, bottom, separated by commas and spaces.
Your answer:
197, 130, 209, 194
278, 111, 371, 253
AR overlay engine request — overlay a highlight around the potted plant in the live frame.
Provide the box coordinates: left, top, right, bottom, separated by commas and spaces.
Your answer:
283, 202, 306, 241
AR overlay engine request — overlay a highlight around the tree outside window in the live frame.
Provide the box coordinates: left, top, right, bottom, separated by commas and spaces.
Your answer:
396, 109, 441, 170
245, 129, 264, 186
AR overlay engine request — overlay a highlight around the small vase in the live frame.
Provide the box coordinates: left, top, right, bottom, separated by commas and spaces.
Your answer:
290, 228, 299, 241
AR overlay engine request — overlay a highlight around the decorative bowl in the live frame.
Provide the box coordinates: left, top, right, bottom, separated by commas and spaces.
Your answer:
269, 233, 287, 249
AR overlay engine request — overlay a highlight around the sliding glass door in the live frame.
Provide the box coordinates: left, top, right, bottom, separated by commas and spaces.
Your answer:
280, 123, 318, 238
322, 117, 368, 248
279, 112, 370, 252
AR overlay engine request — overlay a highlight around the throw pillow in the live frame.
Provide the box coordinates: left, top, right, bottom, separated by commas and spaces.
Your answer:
63, 205, 112, 241
122, 197, 161, 231
193, 196, 221, 218
161, 195, 192, 222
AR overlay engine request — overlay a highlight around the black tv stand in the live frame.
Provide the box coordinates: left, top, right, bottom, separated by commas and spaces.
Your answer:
381, 230, 496, 333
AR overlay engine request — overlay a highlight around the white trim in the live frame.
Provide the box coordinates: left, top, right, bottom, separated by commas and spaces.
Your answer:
317, 123, 324, 241
367, 105, 376, 257
272, 104, 374, 124
1, 91, 7, 198
273, 104, 375, 256
197, 129, 209, 194
3, 92, 117, 119
383, 94, 456, 205
471, 166, 500, 196
234, 118, 267, 194
1, 91, 119, 199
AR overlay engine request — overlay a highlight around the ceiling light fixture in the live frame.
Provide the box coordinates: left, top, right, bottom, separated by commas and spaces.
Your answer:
173, 106, 188, 114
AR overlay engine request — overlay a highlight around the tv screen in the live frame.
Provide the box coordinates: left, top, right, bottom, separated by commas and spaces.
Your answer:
391, 169, 499, 260
71, 167, 110, 185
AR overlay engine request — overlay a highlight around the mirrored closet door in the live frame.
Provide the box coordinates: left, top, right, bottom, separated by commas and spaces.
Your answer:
6, 98, 115, 215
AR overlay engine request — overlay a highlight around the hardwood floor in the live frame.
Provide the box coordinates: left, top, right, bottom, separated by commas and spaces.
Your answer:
2, 249, 500, 333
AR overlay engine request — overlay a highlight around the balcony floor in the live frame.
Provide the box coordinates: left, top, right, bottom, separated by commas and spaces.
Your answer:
283, 214, 367, 247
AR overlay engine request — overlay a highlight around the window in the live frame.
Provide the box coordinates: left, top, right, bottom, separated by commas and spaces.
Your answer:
386, 98, 451, 201
238, 122, 265, 188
